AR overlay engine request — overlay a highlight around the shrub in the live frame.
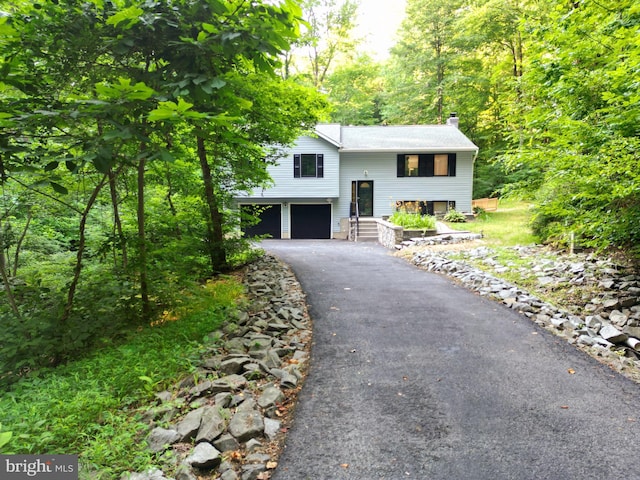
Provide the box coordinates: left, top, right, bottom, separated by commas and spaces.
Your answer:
443, 209, 467, 223
388, 212, 436, 230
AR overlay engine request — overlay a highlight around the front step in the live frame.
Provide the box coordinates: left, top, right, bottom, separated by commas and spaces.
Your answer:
352, 218, 379, 242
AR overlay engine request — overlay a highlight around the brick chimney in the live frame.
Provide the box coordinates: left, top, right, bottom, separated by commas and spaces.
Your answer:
446, 112, 459, 129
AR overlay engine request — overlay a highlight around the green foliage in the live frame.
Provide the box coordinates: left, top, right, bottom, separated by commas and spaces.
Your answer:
0, 424, 12, 453
0, 0, 327, 374
442, 209, 467, 223
325, 55, 385, 125
530, 136, 640, 254
389, 212, 436, 230
0, 276, 244, 475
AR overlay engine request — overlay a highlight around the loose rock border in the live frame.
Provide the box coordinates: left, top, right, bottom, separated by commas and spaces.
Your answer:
402, 243, 640, 382
123, 254, 311, 480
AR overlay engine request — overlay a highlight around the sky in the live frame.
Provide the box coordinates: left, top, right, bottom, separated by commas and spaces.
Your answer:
353, 0, 407, 60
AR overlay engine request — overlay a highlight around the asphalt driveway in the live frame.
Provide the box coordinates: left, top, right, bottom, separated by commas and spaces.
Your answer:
263, 240, 640, 480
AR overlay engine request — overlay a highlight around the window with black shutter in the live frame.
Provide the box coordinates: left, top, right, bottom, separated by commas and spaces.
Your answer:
294, 153, 324, 178
396, 153, 457, 177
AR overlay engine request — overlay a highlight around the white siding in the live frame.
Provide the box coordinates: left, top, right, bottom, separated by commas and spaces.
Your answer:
240, 136, 340, 199
335, 151, 474, 226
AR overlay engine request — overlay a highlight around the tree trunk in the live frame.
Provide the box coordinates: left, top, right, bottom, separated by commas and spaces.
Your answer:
137, 155, 151, 320
60, 175, 108, 324
197, 136, 227, 273
165, 169, 182, 238
0, 220, 21, 320
11, 207, 31, 277
108, 168, 128, 269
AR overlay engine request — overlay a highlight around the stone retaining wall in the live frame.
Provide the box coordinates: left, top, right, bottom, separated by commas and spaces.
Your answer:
377, 219, 403, 248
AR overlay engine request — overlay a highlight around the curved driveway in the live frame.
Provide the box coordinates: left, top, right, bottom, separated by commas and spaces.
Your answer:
263, 240, 640, 480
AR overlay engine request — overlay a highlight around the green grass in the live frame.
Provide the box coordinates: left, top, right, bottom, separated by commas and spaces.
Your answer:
0, 277, 245, 478
447, 198, 539, 247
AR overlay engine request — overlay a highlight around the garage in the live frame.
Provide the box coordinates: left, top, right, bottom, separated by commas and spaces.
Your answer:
291, 204, 331, 239
241, 204, 281, 239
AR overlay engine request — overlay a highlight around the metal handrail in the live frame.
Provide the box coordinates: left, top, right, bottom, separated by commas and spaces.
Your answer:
349, 201, 360, 241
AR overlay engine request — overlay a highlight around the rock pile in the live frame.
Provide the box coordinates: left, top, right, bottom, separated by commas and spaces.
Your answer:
397, 232, 483, 249
124, 255, 311, 480
407, 245, 640, 376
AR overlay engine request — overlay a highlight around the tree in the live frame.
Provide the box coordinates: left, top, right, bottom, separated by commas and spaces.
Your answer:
521, 0, 640, 252
0, 0, 328, 372
324, 54, 385, 125
384, 0, 466, 125
285, 0, 359, 88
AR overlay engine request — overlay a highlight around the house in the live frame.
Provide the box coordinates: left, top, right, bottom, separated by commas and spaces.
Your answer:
236, 115, 478, 239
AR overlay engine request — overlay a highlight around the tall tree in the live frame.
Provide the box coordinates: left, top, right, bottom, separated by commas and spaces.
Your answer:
324, 54, 385, 125
286, 0, 359, 88
384, 0, 466, 124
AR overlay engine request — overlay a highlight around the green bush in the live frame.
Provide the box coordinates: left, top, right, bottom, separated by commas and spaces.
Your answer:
443, 209, 467, 223
388, 212, 436, 230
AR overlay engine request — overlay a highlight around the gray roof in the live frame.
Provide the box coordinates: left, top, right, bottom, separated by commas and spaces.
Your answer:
315, 124, 478, 153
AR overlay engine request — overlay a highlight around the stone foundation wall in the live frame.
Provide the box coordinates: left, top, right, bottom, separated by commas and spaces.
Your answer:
377, 219, 403, 248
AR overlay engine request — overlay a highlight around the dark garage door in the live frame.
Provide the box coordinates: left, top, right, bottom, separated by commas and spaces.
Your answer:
291, 204, 331, 239
241, 204, 281, 239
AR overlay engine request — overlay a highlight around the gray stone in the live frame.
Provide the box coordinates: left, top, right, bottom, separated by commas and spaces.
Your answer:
220, 470, 239, 480
228, 408, 264, 442
609, 310, 628, 327
603, 298, 620, 309
245, 438, 263, 452
241, 464, 267, 480
264, 418, 281, 441
186, 442, 221, 469
258, 386, 284, 410
623, 326, 640, 338
124, 469, 169, 480
196, 406, 227, 443
245, 453, 271, 464
280, 372, 298, 389
225, 337, 247, 353
210, 374, 248, 394
147, 427, 181, 453
219, 357, 252, 375
176, 407, 205, 441
578, 335, 600, 346
213, 433, 240, 452
261, 349, 282, 369
267, 321, 290, 332
154, 391, 172, 403
175, 463, 197, 480
189, 380, 215, 397
621, 297, 638, 308
600, 324, 628, 344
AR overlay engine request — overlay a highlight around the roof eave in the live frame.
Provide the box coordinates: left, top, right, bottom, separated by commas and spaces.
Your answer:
339, 147, 479, 153
314, 129, 341, 148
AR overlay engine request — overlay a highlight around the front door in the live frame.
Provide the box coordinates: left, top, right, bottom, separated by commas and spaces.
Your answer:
351, 180, 373, 217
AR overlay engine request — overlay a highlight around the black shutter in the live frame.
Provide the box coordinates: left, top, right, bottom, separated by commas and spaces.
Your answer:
448, 153, 457, 176
426, 201, 434, 216
397, 154, 406, 177
422, 154, 434, 177
317, 154, 324, 178
293, 154, 301, 178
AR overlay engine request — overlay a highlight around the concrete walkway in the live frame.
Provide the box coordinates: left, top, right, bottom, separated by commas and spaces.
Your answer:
263, 240, 640, 480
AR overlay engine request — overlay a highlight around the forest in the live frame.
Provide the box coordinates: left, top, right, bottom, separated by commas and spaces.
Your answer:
0, 0, 638, 379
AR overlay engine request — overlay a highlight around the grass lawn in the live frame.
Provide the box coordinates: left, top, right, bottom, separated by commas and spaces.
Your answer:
447, 198, 539, 247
